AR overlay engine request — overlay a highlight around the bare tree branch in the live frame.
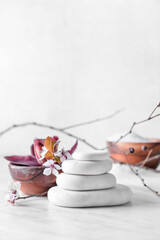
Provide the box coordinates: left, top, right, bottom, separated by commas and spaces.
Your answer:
115, 103, 160, 143
0, 122, 100, 150
123, 151, 160, 197
1, 103, 160, 198
62, 108, 124, 130
17, 191, 48, 200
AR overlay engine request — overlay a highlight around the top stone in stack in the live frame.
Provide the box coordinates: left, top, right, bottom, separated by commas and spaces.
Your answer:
48, 150, 132, 207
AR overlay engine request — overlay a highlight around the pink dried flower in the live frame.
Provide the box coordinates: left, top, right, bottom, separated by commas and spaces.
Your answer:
42, 160, 61, 176
54, 149, 72, 162
6, 181, 21, 206
4, 137, 78, 168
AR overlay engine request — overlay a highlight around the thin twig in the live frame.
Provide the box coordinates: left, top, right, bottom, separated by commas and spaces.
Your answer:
17, 191, 47, 200
62, 108, 124, 130
112, 159, 160, 173
135, 153, 160, 167
0, 122, 59, 137
0, 122, 99, 150
111, 103, 160, 197
123, 151, 160, 197
0, 108, 123, 150
62, 131, 99, 150
115, 103, 160, 143
1, 103, 160, 199
149, 102, 160, 118
140, 149, 153, 168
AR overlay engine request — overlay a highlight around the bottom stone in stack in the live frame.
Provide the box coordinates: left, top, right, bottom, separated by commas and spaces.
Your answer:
48, 184, 132, 208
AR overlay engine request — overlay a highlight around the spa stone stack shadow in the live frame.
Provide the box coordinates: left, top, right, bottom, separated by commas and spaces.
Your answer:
48, 151, 132, 207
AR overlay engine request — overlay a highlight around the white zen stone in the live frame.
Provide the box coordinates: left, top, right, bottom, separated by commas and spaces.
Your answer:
48, 184, 132, 207
62, 159, 112, 175
72, 150, 108, 161
56, 173, 116, 190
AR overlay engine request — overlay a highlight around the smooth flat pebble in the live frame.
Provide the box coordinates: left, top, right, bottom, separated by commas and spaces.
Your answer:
72, 150, 108, 161
62, 159, 112, 175
56, 172, 116, 190
48, 184, 132, 207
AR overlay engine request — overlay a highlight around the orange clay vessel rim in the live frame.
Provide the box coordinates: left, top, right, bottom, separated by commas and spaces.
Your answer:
107, 138, 160, 144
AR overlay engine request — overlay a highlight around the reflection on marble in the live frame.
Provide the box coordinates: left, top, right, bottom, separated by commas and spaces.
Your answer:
0, 161, 160, 240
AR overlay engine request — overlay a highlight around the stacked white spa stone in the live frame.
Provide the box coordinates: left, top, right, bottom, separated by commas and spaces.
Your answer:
48, 151, 132, 207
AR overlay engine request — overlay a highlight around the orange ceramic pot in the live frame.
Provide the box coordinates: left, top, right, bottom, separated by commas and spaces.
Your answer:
8, 163, 58, 195
107, 139, 160, 169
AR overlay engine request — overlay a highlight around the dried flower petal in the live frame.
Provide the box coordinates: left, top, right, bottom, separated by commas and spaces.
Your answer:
68, 140, 78, 155
45, 151, 54, 160
44, 136, 59, 153
30, 144, 35, 156
43, 159, 54, 167
44, 137, 54, 153
54, 156, 61, 164
8, 181, 21, 193
43, 167, 52, 176
52, 168, 59, 177
54, 164, 61, 170
42, 160, 61, 176
6, 181, 21, 206
4, 155, 41, 166
6, 193, 18, 205
51, 136, 59, 141
34, 139, 45, 162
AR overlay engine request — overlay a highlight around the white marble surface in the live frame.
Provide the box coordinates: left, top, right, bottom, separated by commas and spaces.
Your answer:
0, 161, 160, 240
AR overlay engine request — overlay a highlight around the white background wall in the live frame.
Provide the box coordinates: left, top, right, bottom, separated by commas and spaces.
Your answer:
0, 0, 160, 156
